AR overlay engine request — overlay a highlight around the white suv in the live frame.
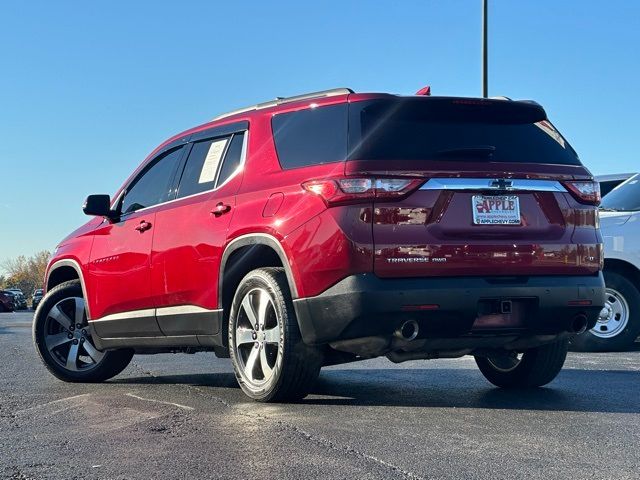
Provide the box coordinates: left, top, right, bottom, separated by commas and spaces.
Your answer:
572, 174, 640, 351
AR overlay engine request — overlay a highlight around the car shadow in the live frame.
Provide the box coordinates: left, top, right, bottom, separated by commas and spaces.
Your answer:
307, 368, 640, 414
112, 366, 640, 414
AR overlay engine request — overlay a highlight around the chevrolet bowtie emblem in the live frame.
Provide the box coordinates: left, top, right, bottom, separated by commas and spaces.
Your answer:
489, 179, 514, 190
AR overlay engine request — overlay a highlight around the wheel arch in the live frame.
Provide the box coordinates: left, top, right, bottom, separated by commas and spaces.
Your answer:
46, 259, 92, 319
218, 234, 298, 346
604, 258, 640, 287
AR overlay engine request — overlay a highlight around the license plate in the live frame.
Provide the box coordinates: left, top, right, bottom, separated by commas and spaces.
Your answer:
472, 195, 521, 225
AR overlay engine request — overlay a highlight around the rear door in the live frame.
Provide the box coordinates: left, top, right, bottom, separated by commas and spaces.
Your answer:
88, 146, 186, 336
150, 127, 247, 336
345, 97, 601, 278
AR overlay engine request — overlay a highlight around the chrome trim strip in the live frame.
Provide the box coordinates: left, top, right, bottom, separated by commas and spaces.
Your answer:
119, 185, 218, 217
92, 305, 221, 322
91, 309, 156, 323
420, 178, 567, 192
156, 305, 221, 317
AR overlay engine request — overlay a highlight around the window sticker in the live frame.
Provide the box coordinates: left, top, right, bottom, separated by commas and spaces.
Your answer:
198, 138, 228, 184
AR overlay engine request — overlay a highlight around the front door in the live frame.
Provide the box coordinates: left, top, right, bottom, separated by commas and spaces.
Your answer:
88, 145, 186, 337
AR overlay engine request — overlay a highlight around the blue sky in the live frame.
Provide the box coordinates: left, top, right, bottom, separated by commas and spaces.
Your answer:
1, 0, 639, 267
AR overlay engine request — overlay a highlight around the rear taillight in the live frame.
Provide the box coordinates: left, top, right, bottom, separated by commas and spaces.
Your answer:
563, 181, 601, 205
302, 177, 424, 206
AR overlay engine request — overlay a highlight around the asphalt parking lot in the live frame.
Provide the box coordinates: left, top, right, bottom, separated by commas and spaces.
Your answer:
1, 310, 639, 480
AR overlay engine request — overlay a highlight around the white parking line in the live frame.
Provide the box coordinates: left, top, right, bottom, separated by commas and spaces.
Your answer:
14, 393, 91, 415
125, 392, 195, 411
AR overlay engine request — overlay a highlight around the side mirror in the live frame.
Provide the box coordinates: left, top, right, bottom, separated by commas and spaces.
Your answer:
83, 194, 115, 219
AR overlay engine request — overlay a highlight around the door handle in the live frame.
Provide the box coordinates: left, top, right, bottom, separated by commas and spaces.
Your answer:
135, 220, 152, 232
211, 202, 232, 217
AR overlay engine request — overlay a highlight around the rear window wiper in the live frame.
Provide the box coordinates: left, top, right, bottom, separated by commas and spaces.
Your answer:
435, 145, 496, 158
599, 207, 620, 212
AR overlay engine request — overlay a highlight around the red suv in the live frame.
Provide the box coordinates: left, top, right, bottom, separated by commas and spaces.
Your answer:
34, 88, 605, 401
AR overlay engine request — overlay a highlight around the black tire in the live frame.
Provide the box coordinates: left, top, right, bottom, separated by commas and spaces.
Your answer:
570, 270, 640, 352
475, 339, 569, 388
33, 280, 134, 382
228, 268, 323, 402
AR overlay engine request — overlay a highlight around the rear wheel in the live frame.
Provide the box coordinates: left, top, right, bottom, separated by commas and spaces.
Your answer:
475, 339, 568, 388
228, 268, 322, 402
33, 280, 133, 382
570, 270, 640, 352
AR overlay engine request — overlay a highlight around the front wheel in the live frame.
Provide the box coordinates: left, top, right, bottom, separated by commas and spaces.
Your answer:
228, 268, 322, 402
475, 339, 569, 388
33, 280, 133, 382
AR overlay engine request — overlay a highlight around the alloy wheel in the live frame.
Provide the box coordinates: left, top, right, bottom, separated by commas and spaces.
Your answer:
234, 288, 281, 387
43, 296, 104, 371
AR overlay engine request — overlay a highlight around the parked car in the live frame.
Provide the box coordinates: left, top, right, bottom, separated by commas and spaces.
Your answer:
0, 290, 15, 312
33, 87, 605, 401
596, 173, 636, 197
6, 288, 27, 310
571, 173, 640, 351
32, 289, 44, 310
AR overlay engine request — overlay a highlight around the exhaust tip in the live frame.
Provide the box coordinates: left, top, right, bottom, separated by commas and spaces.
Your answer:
569, 314, 589, 335
395, 320, 419, 341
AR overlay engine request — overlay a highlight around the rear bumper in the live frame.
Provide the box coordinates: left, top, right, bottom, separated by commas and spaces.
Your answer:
293, 273, 605, 345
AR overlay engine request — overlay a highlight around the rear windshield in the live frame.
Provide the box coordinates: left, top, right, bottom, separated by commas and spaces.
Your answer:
348, 98, 580, 165
271, 97, 580, 169
600, 174, 640, 211
270, 98, 580, 169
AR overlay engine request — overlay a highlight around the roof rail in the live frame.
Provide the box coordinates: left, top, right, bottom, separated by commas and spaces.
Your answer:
212, 88, 354, 121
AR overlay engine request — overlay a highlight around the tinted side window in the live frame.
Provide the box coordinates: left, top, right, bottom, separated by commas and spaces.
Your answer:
271, 104, 347, 169
177, 137, 230, 198
120, 147, 183, 215
216, 132, 245, 187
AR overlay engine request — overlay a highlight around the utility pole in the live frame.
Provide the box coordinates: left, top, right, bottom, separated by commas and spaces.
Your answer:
482, 0, 488, 98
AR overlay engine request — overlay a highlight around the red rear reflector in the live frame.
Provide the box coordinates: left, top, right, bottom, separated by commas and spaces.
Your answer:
567, 300, 592, 306
401, 304, 440, 311
563, 181, 601, 206
302, 179, 338, 198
